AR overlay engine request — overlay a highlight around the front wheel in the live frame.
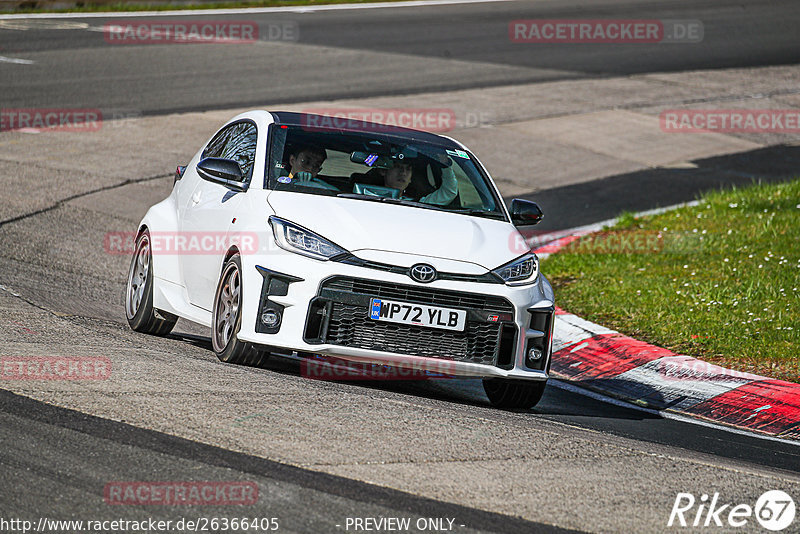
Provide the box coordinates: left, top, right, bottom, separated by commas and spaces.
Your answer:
125, 230, 177, 335
211, 254, 264, 366
482, 378, 547, 410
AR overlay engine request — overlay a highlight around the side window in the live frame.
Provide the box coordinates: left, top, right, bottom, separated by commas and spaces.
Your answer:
202, 121, 258, 182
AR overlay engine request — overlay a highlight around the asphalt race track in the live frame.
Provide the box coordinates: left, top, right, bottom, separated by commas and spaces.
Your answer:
1, 0, 800, 532
1, 0, 799, 114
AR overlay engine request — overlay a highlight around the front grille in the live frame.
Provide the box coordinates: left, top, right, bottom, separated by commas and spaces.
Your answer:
326, 302, 501, 365
306, 277, 516, 367
322, 277, 513, 314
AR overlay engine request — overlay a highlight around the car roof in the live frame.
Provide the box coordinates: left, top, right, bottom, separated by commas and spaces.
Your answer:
269, 111, 462, 149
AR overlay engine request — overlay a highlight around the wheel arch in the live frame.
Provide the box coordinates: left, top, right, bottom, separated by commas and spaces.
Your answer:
137, 196, 181, 285
223, 245, 240, 265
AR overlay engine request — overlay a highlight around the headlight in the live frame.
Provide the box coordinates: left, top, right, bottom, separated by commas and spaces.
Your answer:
492, 253, 539, 285
269, 216, 347, 260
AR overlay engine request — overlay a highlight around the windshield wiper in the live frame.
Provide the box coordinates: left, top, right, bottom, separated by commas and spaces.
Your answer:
452, 208, 507, 220
337, 194, 506, 218
336, 194, 448, 212
337, 193, 396, 203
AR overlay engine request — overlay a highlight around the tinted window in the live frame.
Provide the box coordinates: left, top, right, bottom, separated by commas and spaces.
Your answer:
203, 121, 258, 182
265, 125, 505, 220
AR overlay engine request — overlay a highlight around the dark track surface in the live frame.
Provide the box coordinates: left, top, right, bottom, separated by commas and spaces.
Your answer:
1, 0, 799, 114
0, 389, 576, 534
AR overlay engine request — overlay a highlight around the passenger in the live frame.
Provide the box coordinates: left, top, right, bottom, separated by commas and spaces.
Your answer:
376, 157, 458, 206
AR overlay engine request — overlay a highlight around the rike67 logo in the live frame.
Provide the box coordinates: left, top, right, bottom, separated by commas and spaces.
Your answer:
668, 490, 795, 531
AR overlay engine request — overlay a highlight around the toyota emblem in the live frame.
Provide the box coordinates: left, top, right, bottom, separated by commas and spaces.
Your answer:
409, 263, 437, 283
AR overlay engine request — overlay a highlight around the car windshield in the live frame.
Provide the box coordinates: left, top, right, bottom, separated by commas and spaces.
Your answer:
265, 124, 506, 219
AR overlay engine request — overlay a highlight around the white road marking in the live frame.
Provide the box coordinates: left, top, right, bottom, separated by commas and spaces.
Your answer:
0, 0, 516, 19
0, 19, 88, 29
0, 284, 21, 297
0, 55, 34, 64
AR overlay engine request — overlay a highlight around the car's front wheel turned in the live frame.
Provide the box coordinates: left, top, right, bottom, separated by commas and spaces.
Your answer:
482, 378, 547, 410
126, 230, 177, 336
212, 254, 264, 367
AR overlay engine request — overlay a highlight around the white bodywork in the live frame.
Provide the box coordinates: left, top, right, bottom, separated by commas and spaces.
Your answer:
137, 110, 555, 380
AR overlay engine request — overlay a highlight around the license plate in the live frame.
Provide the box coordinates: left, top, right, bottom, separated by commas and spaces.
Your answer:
369, 298, 466, 331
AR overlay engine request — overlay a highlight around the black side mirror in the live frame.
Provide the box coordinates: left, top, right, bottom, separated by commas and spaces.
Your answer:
197, 157, 246, 191
510, 199, 544, 226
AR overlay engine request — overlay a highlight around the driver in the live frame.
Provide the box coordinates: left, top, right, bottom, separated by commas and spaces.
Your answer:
287, 145, 326, 180
281, 144, 340, 191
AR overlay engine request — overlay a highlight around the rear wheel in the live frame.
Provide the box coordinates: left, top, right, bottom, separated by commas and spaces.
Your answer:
482, 378, 547, 410
125, 230, 177, 335
212, 254, 264, 366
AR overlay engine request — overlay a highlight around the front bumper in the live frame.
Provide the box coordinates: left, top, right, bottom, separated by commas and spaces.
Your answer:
236, 251, 555, 381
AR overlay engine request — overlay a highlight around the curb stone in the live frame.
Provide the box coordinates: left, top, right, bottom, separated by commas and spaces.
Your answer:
535, 225, 800, 441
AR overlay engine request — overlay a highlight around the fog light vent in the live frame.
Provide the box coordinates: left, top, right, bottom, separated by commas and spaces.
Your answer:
528, 347, 543, 361
261, 310, 281, 327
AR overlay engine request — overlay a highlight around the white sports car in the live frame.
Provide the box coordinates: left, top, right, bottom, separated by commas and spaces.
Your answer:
126, 110, 555, 409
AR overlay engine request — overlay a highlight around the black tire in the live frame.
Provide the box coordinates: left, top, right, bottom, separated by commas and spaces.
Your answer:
211, 254, 264, 366
125, 230, 178, 336
482, 378, 547, 410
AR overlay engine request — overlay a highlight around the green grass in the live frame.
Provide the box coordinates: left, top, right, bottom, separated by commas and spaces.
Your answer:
0, 0, 406, 14
542, 178, 800, 383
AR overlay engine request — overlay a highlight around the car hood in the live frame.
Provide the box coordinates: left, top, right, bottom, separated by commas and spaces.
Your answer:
267, 191, 523, 271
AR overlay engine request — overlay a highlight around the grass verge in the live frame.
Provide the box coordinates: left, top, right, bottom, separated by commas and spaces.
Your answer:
0, 0, 407, 15
541, 178, 800, 383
